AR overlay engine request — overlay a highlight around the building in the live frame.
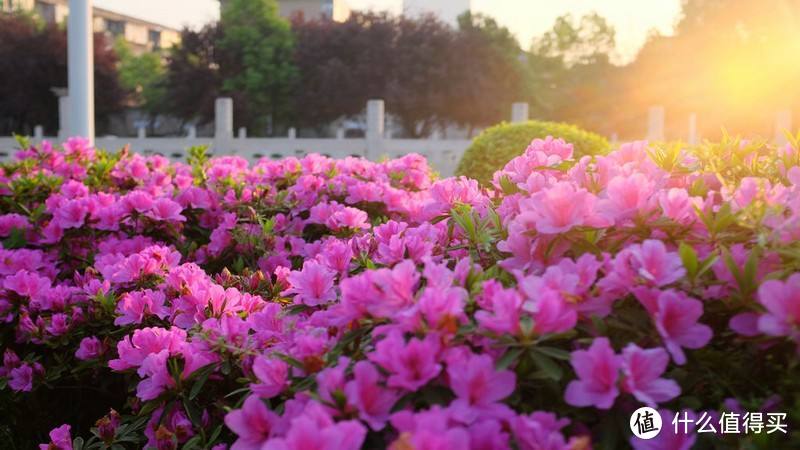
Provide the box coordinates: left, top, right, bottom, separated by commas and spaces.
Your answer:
276, 0, 350, 22
1, 0, 181, 54
403, 0, 472, 27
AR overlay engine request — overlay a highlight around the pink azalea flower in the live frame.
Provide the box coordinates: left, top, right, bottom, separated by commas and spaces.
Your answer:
109, 326, 187, 371
564, 337, 621, 409
756, 273, 800, 342
284, 260, 337, 307
225, 395, 281, 450
652, 290, 713, 365
510, 411, 571, 450
621, 344, 680, 407
344, 361, 398, 430
369, 331, 442, 391
55, 199, 88, 229
114, 289, 169, 325
252, 356, 290, 399
3, 270, 50, 299
75, 336, 103, 360
146, 198, 186, 222
263, 416, 366, 450
517, 181, 609, 234
9, 363, 34, 392
630, 240, 686, 287
446, 352, 516, 423
38, 424, 72, 450
599, 173, 657, 220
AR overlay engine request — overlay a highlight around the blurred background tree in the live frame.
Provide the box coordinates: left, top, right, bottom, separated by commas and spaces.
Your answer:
0, 13, 124, 136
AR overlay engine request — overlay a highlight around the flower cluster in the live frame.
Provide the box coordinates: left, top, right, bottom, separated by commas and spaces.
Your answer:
2, 135, 799, 449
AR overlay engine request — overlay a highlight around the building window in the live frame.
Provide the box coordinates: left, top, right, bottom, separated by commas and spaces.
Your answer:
105, 19, 125, 37
148, 29, 162, 50
35, 1, 56, 23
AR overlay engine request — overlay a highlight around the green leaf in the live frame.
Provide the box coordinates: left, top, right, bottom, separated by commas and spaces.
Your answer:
496, 348, 524, 370
534, 346, 571, 361
2, 227, 27, 249
529, 349, 563, 380
679, 242, 698, 278
189, 363, 217, 400
182, 435, 203, 450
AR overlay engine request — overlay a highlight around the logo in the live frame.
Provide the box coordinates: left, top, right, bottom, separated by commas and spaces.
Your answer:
630, 407, 662, 440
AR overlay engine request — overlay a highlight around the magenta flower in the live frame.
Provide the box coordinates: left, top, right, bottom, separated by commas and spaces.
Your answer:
621, 344, 680, 407
75, 336, 103, 360
652, 290, 712, 365
521, 290, 578, 336
564, 337, 621, 409
262, 416, 366, 450
757, 273, 800, 342
114, 289, 169, 326
225, 395, 280, 450
447, 352, 516, 423
9, 363, 34, 392
252, 356, 289, 399
284, 260, 337, 307
510, 411, 571, 450
630, 240, 686, 287
38, 424, 72, 450
518, 181, 609, 234
369, 331, 442, 391
3, 270, 50, 299
145, 198, 186, 222
55, 199, 88, 229
344, 361, 398, 430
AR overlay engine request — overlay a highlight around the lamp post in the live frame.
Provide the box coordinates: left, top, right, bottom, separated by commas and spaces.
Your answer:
67, 0, 94, 142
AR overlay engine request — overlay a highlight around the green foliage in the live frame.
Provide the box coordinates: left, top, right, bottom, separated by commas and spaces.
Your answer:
455, 120, 610, 185
219, 0, 298, 129
114, 38, 166, 117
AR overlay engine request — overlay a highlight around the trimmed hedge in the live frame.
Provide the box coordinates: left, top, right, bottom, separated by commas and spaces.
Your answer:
456, 120, 611, 185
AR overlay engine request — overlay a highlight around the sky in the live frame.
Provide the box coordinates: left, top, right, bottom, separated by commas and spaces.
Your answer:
93, 0, 684, 63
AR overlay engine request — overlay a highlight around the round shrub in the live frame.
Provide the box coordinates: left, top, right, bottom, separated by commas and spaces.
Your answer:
456, 120, 610, 184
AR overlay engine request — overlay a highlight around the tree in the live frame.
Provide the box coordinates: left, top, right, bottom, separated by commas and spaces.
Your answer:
0, 13, 124, 136
384, 14, 454, 138
445, 12, 526, 136
158, 25, 223, 130
531, 13, 616, 67
526, 13, 617, 134
114, 38, 166, 130
219, 0, 297, 132
612, 0, 800, 139
291, 12, 395, 132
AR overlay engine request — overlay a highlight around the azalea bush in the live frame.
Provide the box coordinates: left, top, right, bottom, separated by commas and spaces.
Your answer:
1, 134, 800, 450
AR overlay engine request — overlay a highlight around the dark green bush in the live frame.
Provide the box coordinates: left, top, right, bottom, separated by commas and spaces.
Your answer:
456, 120, 610, 185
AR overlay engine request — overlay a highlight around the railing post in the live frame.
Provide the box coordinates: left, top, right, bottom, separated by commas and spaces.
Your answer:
137, 127, 146, 139
238, 127, 247, 139
214, 97, 234, 154
647, 106, 665, 142
688, 113, 698, 145
52, 88, 70, 141
34, 125, 44, 142
336, 128, 345, 140
366, 99, 385, 160
186, 125, 196, 138
288, 128, 296, 139
511, 102, 529, 123
775, 109, 792, 146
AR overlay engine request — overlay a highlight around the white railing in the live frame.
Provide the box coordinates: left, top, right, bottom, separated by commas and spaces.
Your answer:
1, 99, 794, 177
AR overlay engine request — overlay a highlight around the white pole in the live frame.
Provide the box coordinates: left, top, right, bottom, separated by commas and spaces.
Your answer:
688, 113, 698, 145
775, 110, 792, 146
68, 0, 94, 142
511, 102, 529, 123
647, 106, 665, 142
